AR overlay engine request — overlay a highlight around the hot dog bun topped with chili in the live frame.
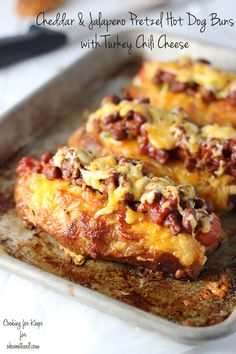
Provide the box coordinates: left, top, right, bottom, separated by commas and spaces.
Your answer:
15, 147, 222, 279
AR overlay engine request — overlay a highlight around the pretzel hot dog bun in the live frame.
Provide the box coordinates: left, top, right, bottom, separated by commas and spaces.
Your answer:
125, 57, 236, 127
69, 98, 236, 213
15, 147, 222, 279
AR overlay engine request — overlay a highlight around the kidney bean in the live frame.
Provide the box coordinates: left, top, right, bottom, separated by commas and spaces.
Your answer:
103, 113, 121, 125
186, 81, 199, 95
170, 81, 188, 93
160, 71, 176, 83
138, 133, 170, 164
125, 112, 147, 137
60, 159, 80, 180
43, 166, 61, 180
101, 94, 121, 106
125, 120, 141, 137
122, 89, 133, 101
153, 70, 176, 85
41, 151, 53, 164
163, 211, 182, 235
152, 69, 163, 85
110, 122, 127, 140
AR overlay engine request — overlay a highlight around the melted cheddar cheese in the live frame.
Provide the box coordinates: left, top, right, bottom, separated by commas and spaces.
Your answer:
201, 124, 236, 140
50, 147, 211, 235
70, 130, 236, 212
136, 57, 236, 99
17, 172, 206, 267
87, 100, 236, 160
123, 56, 236, 128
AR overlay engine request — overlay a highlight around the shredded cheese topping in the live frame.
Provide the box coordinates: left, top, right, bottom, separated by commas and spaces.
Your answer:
142, 56, 236, 99
86, 99, 236, 163
51, 147, 212, 234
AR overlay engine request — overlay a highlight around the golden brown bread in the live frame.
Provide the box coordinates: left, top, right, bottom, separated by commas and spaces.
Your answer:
15, 147, 222, 279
